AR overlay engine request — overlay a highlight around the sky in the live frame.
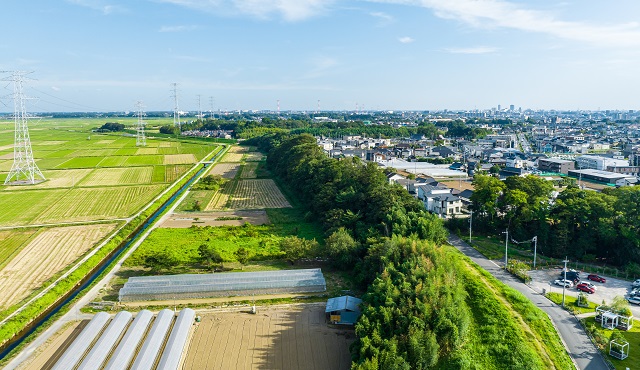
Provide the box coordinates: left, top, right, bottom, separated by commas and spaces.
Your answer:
2, 0, 640, 112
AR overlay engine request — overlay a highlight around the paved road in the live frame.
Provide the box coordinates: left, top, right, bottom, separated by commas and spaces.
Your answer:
448, 234, 609, 370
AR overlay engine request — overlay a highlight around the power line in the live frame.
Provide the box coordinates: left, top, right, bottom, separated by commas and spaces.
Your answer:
30, 87, 103, 111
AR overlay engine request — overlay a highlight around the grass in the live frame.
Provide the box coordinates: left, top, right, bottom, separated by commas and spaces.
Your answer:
582, 316, 640, 369
546, 292, 599, 314
124, 208, 322, 270
448, 245, 576, 370
0, 229, 40, 271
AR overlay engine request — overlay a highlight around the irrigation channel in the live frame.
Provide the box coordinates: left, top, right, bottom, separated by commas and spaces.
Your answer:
0, 149, 223, 360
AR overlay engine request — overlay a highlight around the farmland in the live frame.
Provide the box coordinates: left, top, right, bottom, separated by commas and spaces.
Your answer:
0, 118, 219, 227
0, 117, 221, 351
228, 179, 291, 209
183, 304, 353, 370
0, 224, 117, 309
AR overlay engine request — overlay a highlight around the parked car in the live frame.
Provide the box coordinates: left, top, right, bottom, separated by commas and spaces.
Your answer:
632, 279, 640, 288
587, 274, 606, 283
576, 283, 595, 294
559, 272, 580, 284
554, 279, 573, 288
627, 296, 640, 305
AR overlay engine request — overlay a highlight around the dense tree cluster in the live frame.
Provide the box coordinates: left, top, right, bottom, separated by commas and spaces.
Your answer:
467, 173, 640, 269
263, 134, 447, 245
96, 122, 125, 132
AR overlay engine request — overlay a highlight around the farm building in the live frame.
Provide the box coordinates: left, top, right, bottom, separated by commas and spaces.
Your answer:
325, 295, 362, 325
51, 308, 195, 370
119, 268, 327, 302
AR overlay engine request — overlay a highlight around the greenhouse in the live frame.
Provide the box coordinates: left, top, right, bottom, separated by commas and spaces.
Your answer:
119, 268, 327, 302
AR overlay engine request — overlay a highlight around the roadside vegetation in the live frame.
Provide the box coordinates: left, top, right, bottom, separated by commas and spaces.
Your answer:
455, 173, 640, 277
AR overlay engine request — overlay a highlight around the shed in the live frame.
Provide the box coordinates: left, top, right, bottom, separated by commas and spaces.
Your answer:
325, 296, 362, 325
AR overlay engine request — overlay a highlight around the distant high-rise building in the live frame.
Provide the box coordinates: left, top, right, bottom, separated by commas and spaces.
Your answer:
509, 104, 515, 111
497, 104, 501, 111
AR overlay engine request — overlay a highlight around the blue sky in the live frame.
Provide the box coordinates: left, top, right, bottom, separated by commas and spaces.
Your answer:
2, 0, 640, 112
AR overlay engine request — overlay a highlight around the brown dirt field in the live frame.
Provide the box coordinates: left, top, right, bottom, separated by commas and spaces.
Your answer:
0, 223, 117, 309
18, 321, 87, 370
164, 154, 198, 165
220, 152, 244, 163
183, 304, 353, 370
0, 152, 13, 160
3, 169, 93, 191
160, 210, 269, 228
208, 162, 241, 179
440, 180, 475, 191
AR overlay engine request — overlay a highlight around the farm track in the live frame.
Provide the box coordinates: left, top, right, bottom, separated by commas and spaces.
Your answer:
0, 224, 117, 310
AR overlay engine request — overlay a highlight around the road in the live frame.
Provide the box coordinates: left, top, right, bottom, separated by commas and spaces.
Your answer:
448, 233, 609, 370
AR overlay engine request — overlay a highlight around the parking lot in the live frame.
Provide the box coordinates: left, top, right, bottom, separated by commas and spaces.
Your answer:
529, 267, 640, 317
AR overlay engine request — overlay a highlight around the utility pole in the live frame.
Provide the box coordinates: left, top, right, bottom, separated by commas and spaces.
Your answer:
562, 257, 569, 308
502, 229, 509, 270
532, 236, 538, 269
469, 210, 473, 243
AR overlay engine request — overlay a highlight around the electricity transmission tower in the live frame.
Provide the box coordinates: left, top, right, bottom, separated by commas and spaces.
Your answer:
135, 101, 146, 147
171, 83, 181, 129
2, 71, 45, 185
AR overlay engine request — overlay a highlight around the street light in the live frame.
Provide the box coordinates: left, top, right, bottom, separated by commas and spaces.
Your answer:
562, 257, 569, 308
502, 229, 509, 270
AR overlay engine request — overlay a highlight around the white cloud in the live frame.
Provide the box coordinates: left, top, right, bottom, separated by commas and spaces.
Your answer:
159, 25, 198, 32
156, 0, 332, 21
444, 46, 497, 54
370, 11, 394, 26
51, 86, 61, 91
66, 0, 127, 15
387, 0, 640, 48
398, 36, 415, 44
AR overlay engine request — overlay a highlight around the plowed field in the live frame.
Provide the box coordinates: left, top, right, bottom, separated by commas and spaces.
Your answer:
0, 223, 117, 309
183, 304, 353, 370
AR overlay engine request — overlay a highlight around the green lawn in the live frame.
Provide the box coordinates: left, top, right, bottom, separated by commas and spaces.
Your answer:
546, 292, 599, 314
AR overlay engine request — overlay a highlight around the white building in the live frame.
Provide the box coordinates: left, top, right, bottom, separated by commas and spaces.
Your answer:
576, 155, 628, 171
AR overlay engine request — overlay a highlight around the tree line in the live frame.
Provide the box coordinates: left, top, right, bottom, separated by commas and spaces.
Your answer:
462, 173, 640, 271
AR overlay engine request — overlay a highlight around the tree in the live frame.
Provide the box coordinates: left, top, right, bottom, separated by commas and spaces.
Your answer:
198, 243, 223, 270
159, 125, 179, 135
325, 228, 359, 269
234, 247, 249, 269
192, 200, 202, 212
279, 236, 316, 264
143, 248, 179, 272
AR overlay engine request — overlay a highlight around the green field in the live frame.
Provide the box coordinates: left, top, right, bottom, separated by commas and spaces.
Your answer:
0, 118, 220, 227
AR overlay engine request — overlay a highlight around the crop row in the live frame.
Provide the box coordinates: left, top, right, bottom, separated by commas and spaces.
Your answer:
163, 153, 197, 165
228, 179, 291, 209
0, 224, 116, 310
239, 162, 258, 179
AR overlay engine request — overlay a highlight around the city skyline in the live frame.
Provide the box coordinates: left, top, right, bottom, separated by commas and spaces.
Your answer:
2, 0, 640, 112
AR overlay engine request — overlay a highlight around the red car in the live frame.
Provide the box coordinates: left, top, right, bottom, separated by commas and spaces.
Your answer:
577, 282, 596, 294
587, 274, 606, 283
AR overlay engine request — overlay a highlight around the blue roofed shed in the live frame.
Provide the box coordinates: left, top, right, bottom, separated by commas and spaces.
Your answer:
325, 296, 362, 325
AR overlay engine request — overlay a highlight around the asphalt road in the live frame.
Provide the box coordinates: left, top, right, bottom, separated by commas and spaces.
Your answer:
448, 233, 609, 370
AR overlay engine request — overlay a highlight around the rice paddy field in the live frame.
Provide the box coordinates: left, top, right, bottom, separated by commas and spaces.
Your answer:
0, 117, 221, 320
0, 117, 219, 226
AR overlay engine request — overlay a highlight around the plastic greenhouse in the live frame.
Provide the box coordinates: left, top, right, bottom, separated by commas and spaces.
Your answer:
119, 268, 326, 302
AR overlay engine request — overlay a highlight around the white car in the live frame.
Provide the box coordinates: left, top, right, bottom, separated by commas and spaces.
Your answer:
581, 282, 597, 291
632, 279, 640, 288
627, 296, 640, 305
554, 279, 573, 288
